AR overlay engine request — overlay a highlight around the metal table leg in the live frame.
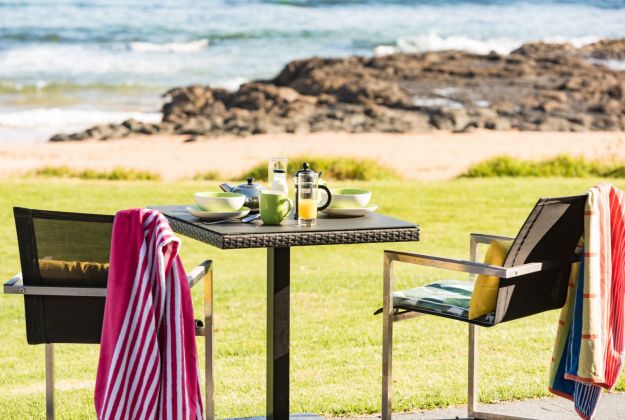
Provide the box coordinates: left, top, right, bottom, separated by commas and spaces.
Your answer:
267, 247, 290, 420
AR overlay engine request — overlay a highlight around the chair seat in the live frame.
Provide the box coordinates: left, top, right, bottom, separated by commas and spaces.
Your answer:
379, 279, 496, 326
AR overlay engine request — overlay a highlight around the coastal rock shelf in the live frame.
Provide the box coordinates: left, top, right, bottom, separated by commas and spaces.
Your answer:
50, 39, 625, 141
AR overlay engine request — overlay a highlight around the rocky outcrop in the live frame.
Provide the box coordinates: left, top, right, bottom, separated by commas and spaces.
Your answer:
50, 38, 625, 141
581, 39, 625, 61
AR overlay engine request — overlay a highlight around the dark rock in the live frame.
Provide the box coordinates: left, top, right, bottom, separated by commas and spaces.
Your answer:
430, 113, 454, 130
49, 133, 72, 142
581, 39, 625, 60
69, 132, 89, 140
85, 124, 113, 139
542, 91, 568, 103
484, 117, 511, 130
540, 101, 563, 113
511, 42, 575, 57
428, 108, 476, 132
561, 76, 586, 91
49, 37, 625, 141
122, 119, 143, 131
537, 116, 573, 131
591, 114, 621, 131
494, 101, 518, 115
158, 122, 177, 134
177, 118, 211, 135
447, 108, 473, 131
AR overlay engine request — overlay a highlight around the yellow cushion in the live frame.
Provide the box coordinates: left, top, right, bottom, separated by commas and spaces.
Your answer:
39, 259, 109, 286
468, 239, 513, 320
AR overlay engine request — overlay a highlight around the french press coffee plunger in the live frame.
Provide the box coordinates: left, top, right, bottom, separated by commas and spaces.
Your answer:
292, 162, 332, 219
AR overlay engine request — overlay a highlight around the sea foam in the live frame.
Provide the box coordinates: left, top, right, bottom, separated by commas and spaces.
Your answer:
376, 33, 604, 56
129, 39, 209, 53
0, 108, 161, 143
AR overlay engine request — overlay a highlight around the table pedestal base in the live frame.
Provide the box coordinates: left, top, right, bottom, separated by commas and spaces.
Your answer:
267, 247, 290, 419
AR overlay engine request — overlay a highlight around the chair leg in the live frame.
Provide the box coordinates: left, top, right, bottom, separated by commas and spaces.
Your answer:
468, 324, 478, 417
468, 234, 479, 418
382, 253, 393, 420
45, 343, 54, 420
204, 265, 215, 420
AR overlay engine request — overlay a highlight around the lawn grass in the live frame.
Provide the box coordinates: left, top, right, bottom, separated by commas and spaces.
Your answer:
0, 177, 623, 418
462, 155, 625, 178
31, 166, 161, 181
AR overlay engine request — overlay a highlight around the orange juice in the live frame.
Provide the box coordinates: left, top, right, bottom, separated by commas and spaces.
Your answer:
298, 199, 317, 220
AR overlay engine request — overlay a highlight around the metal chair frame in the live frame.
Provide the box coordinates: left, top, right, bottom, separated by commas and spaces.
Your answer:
382, 232, 570, 420
4, 259, 215, 420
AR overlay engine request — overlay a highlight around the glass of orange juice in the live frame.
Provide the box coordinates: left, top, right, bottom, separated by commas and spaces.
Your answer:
297, 172, 321, 226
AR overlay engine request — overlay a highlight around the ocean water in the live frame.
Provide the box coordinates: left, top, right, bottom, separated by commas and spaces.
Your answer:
1, 0, 625, 142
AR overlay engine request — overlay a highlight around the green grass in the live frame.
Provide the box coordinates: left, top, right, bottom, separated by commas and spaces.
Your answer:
0, 178, 623, 418
31, 166, 161, 181
462, 155, 625, 178
241, 156, 400, 181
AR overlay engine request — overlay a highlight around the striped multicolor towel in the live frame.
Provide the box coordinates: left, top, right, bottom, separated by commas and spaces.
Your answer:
95, 209, 203, 420
549, 184, 625, 419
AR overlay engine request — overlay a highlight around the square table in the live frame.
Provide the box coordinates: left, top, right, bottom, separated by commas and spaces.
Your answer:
151, 205, 419, 419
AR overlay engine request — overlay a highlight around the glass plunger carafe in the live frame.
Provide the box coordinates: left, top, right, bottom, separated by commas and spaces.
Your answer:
293, 162, 331, 224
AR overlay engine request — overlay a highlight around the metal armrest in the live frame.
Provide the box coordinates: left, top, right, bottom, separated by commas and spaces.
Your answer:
3, 260, 212, 297
4, 272, 23, 294
384, 250, 574, 279
4, 272, 107, 297
187, 260, 212, 289
470, 232, 515, 245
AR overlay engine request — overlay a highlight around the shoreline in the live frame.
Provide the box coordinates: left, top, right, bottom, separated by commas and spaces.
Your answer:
1, 130, 624, 182
46, 39, 625, 142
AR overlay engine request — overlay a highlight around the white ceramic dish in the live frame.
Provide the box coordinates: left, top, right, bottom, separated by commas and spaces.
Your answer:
321, 204, 378, 217
186, 205, 250, 221
194, 192, 246, 212
329, 188, 372, 209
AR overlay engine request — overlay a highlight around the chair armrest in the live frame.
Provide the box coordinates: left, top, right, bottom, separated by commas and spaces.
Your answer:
187, 260, 212, 289
4, 272, 107, 297
4, 261, 213, 297
4, 273, 23, 294
470, 232, 515, 245
384, 250, 574, 279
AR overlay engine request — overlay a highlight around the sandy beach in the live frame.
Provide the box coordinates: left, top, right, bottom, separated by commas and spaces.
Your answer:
1, 130, 623, 181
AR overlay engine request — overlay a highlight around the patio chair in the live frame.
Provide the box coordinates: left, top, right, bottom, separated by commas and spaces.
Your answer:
380, 194, 587, 420
3, 207, 215, 420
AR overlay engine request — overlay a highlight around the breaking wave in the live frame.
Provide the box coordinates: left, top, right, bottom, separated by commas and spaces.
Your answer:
128, 39, 209, 53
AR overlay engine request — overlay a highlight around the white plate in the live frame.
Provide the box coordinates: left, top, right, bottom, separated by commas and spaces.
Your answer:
321, 204, 378, 217
186, 206, 250, 221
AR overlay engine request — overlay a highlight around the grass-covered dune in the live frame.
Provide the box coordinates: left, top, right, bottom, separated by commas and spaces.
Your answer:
0, 178, 623, 418
462, 155, 625, 179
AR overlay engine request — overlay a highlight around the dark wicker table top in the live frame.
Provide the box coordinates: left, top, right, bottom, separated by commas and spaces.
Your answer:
151, 205, 420, 249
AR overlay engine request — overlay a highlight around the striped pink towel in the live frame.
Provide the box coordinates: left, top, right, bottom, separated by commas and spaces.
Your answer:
549, 183, 625, 418
95, 209, 203, 419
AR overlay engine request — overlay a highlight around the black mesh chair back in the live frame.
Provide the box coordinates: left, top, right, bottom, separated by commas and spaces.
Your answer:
494, 195, 587, 324
14, 207, 114, 344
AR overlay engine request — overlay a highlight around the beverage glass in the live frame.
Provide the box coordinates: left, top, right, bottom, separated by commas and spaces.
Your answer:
297, 172, 321, 226
268, 157, 288, 193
